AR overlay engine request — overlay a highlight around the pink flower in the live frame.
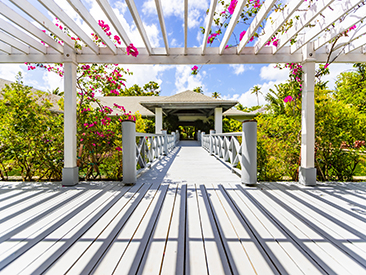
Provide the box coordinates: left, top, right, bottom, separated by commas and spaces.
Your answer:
126, 43, 139, 57
191, 65, 199, 75
116, 147, 122, 151
284, 95, 293, 103
225, 45, 229, 49
272, 39, 278, 47
228, 0, 237, 15
240, 30, 246, 41
324, 63, 329, 69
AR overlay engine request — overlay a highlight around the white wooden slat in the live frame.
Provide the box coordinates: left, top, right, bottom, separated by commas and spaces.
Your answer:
96, 0, 132, 47
0, 31, 29, 54
155, 0, 169, 55
345, 36, 366, 54
0, 190, 24, 201
125, 0, 152, 55
1, 185, 125, 275
313, 5, 366, 51
137, 185, 177, 274
43, 183, 148, 275
9, 0, 74, 49
273, 0, 335, 54
255, 184, 366, 274
0, 2, 63, 54
219, 0, 248, 54
0, 190, 43, 210
185, 184, 208, 275
160, 184, 186, 275
201, 0, 217, 54
66, 0, 116, 54
254, 0, 303, 54
0, 41, 12, 54
184, 0, 188, 55
237, 0, 277, 54
0, 18, 47, 54
37, 0, 99, 54
291, 0, 365, 54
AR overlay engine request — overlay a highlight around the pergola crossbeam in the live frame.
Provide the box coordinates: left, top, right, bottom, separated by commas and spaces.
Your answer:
155, 0, 169, 55
0, 31, 29, 54
291, 0, 364, 54
201, 0, 217, 55
333, 24, 366, 50
273, 0, 335, 54
0, 41, 12, 54
9, 0, 74, 49
96, 0, 132, 47
0, 18, 47, 54
125, 0, 152, 55
254, 0, 303, 54
345, 36, 366, 54
184, 0, 188, 55
237, 0, 277, 54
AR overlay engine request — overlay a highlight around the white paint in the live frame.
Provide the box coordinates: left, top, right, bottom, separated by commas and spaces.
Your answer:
155, 107, 163, 134
215, 107, 222, 134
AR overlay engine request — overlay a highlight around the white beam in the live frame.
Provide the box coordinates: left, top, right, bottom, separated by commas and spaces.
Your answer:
219, 0, 248, 54
345, 36, 366, 54
96, 0, 132, 47
202, 0, 217, 54
155, 0, 169, 55
0, 18, 47, 54
333, 24, 366, 50
291, 0, 364, 54
0, 2, 64, 54
184, 0, 188, 55
155, 107, 163, 134
214, 107, 223, 133
125, 0, 152, 55
273, 0, 335, 54
237, 0, 277, 54
0, 41, 11, 54
66, 0, 117, 54
0, 31, 29, 54
9, 0, 75, 49
38, 0, 99, 55
255, 0, 303, 54
313, 5, 366, 51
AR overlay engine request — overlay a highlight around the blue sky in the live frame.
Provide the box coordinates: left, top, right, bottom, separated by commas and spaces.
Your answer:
0, 0, 354, 107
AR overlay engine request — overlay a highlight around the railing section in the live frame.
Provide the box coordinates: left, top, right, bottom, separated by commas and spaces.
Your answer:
201, 120, 257, 185
122, 120, 179, 184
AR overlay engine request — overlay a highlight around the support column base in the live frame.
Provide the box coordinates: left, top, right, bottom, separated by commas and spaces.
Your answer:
62, 167, 79, 186
299, 167, 316, 186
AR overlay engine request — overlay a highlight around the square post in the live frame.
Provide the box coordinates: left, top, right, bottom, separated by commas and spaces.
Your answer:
214, 107, 223, 133
241, 120, 257, 185
62, 52, 78, 186
300, 43, 317, 186
122, 120, 136, 185
155, 107, 163, 134
209, 130, 215, 155
162, 130, 168, 155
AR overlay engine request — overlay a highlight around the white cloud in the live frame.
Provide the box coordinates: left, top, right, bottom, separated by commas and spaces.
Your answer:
0, 64, 26, 82
229, 64, 254, 75
319, 63, 353, 90
174, 65, 206, 93
42, 71, 64, 92
124, 65, 174, 88
260, 63, 289, 81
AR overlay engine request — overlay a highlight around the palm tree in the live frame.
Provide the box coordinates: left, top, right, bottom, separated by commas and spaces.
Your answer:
212, 91, 221, 98
251, 85, 262, 106
193, 86, 203, 94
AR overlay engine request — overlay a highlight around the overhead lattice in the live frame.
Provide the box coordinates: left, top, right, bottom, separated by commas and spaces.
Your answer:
0, 0, 366, 64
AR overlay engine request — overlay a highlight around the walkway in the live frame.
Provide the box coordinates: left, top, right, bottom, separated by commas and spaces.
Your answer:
0, 141, 366, 274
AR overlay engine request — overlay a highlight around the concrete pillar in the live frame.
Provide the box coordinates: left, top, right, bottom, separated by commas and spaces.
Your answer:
175, 129, 179, 141
215, 107, 223, 133
209, 130, 215, 155
155, 107, 163, 134
201, 131, 205, 147
122, 120, 136, 185
62, 59, 78, 186
162, 130, 168, 155
241, 120, 257, 185
299, 45, 316, 186
197, 130, 201, 142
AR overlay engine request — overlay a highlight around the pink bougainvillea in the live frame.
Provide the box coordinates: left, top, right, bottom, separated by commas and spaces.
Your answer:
126, 43, 139, 57
228, 0, 238, 15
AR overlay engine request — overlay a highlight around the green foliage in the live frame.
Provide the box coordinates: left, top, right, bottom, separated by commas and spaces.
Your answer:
193, 86, 204, 94
223, 117, 241, 133
122, 81, 160, 96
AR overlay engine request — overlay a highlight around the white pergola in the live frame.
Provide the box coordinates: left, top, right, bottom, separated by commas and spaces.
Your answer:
1, 0, 366, 186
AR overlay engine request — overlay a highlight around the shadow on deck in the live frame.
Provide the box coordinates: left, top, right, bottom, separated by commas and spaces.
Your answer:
0, 141, 366, 274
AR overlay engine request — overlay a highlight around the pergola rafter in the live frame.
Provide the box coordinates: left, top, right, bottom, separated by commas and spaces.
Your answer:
1, 0, 366, 187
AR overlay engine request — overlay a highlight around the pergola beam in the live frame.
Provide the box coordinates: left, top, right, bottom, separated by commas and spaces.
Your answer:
313, 5, 366, 51
155, 0, 169, 55
291, 0, 364, 54
38, 0, 100, 55
333, 24, 366, 51
66, 0, 117, 54
273, 0, 335, 54
0, 18, 47, 54
219, 0, 248, 55
96, 0, 132, 47
237, 0, 277, 54
344, 36, 366, 54
9, 0, 75, 49
0, 31, 29, 54
184, 0, 188, 55
0, 2, 64, 54
201, 0, 217, 55
255, 0, 303, 54
0, 41, 12, 54
125, 0, 152, 55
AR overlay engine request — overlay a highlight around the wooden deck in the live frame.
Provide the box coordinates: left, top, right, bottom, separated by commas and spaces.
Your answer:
1, 140, 366, 274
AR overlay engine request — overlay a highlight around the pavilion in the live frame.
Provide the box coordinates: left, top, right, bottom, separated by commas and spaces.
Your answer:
1, 0, 366, 187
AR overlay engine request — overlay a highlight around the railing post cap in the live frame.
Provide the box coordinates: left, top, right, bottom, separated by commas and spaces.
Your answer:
242, 119, 257, 124
121, 119, 136, 123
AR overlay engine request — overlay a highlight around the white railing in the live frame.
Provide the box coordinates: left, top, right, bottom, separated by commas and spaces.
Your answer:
122, 120, 179, 184
201, 120, 257, 185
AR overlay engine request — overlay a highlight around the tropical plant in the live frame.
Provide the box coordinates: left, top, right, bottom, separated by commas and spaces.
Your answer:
251, 85, 262, 106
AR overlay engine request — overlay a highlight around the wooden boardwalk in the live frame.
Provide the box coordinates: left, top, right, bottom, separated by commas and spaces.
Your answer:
1, 141, 366, 274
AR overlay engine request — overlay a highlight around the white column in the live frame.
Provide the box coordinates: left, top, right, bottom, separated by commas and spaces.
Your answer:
122, 120, 136, 184
299, 44, 316, 185
241, 120, 257, 185
155, 107, 163, 134
62, 57, 78, 186
215, 107, 223, 133
162, 130, 168, 155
